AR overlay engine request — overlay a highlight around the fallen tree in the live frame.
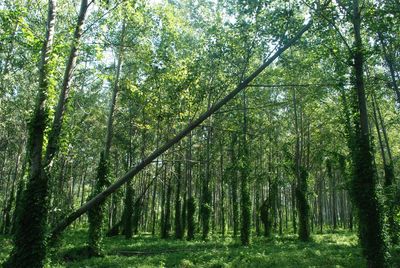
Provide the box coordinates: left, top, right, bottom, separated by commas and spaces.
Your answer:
49, 19, 313, 242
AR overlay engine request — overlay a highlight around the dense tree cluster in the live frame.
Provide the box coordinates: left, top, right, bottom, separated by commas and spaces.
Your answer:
0, 0, 399, 267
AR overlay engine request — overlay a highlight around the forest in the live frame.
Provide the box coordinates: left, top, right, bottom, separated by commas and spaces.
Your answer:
0, 0, 399, 267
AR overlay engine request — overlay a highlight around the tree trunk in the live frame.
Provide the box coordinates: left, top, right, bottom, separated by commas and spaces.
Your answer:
318, 175, 323, 233
174, 159, 183, 239
220, 140, 226, 238
372, 94, 398, 244
378, 32, 400, 105
201, 125, 212, 240
349, 1, 387, 266
44, 0, 89, 167
293, 89, 309, 241
230, 133, 239, 237
4, 1, 57, 267
122, 182, 134, 239
326, 160, 337, 230
240, 90, 251, 246
187, 134, 196, 240
87, 19, 125, 254
164, 174, 172, 238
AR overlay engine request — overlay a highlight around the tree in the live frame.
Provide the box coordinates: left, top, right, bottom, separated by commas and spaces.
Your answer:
87, 16, 125, 256
348, 0, 387, 266
4, 1, 57, 267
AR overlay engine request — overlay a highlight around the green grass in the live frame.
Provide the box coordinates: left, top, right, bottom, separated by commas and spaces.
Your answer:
1, 230, 399, 267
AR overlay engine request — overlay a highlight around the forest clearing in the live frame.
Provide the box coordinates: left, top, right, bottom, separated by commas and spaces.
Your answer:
0, 0, 399, 267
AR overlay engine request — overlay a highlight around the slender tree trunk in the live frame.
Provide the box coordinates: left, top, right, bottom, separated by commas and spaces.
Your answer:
1, 152, 20, 234
318, 175, 323, 233
291, 182, 297, 234
151, 118, 161, 236
44, 0, 89, 168
160, 165, 166, 237
278, 183, 283, 236
87, 20, 125, 255
186, 131, 196, 240
372, 94, 398, 244
220, 140, 226, 238
293, 89, 310, 241
151, 172, 158, 236
123, 182, 134, 239
174, 158, 183, 239
326, 160, 337, 230
377, 32, 400, 105
201, 124, 212, 240
163, 173, 172, 238
230, 134, 239, 237
240, 90, 251, 246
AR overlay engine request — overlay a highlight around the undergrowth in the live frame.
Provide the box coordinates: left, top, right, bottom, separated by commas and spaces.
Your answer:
1, 229, 399, 267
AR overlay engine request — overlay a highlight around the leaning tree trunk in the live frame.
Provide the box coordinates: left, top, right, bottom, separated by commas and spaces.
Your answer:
377, 32, 400, 105
4, 1, 57, 267
49, 20, 314, 241
44, 0, 89, 168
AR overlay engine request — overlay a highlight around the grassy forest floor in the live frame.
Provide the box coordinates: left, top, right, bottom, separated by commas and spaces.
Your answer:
1, 229, 399, 267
